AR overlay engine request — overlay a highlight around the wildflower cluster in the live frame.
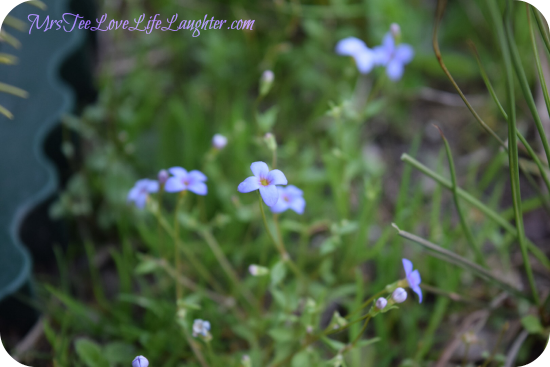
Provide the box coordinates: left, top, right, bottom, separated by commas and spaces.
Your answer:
335, 23, 414, 81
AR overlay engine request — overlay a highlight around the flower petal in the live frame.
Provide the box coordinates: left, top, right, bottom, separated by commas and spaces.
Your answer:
188, 181, 207, 196
285, 185, 303, 197
395, 44, 414, 64
335, 37, 367, 57
135, 194, 147, 209
188, 170, 207, 182
250, 161, 269, 178
411, 285, 423, 303
386, 59, 405, 81
270, 199, 289, 213
289, 196, 306, 214
353, 49, 376, 74
259, 185, 279, 207
267, 169, 288, 186
402, 258, 413, 276
238, 176, 260, 193
169, 167, 188, 178
372, 45, 391, 66
408, 269, 421, 287
146, 180, 159, 193
381, 32, 394, 52
127, 187, 141, 202
164, 177, 186, 192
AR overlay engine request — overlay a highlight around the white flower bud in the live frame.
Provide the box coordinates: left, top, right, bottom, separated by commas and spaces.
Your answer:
248, 264, 269, 276
212, 134, 228, 150
392, 287, 408, 303
260, 70, 275, 97
375, 297, 388, 310
132, 356, 149, 367
390, 23, 401, 39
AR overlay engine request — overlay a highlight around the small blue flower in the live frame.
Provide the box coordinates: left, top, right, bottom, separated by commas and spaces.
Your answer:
127, 179, 159, 209
270, 185, 305, 214
237, 162, 288, 207
132, 356, 149, 367
335, 37, 376, 74
165, 167, 207, 195
212, 134, 228, 150
402, 258, 422, 303
192, 319, 211, 337
373, 27, 414, 81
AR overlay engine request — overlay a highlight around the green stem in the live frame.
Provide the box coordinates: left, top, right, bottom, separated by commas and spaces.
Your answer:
401, 153, 550, 269
392, 223, 531, 302
502, 0, 540, 306
257, 192, 302, 279
346, 290, 386, 319
351, 316, 372, 346
174, 192, 186, 301
436, 126, 486, 266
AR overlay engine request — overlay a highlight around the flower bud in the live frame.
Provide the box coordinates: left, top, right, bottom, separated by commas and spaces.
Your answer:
392, 287, 408, 303
212, 134, 228, 150
132, 356, 149, 367
158, 169, 169, 185
248, 264, 269, 276
260, 70, 274, 97
241, 355, 251, 367
390, 23, 401, 40
264, 132, 277, 151
375, 297, 388, 310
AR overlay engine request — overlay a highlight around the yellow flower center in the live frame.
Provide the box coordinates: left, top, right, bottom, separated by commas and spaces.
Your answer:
260, 178, 269, 186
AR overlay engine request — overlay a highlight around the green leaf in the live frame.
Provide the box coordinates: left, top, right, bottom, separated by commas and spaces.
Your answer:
74, 338, 109, 367
103, 341, 137, 365
270, 261, 287, 286
355, 337, 381, 348
257, 105, 279, 132
320, 336, 346, 351
521, 315, 544, 335
268, 328, 295, 343
291, 350, 310, 367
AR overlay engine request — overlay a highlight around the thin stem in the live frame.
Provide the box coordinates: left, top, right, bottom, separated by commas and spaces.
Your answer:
479, 322, 509, 367
401, 153, 550, 269
436, 125, 486, 266
157, 188, 165, 258
174, 192, 186, 301
392, 223, 531, 302
257, 192, 302, 279
351, 316, 372, 345
461, 342, 470, 367
346, 290, 386, 319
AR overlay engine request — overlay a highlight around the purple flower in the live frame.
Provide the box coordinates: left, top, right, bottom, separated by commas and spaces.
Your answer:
165, 167, 207, 195
127, 179, 159, 209
335, 37, 376, 74
212, 134, 228, 150
270, 185, 305, 214
132, 356, 149, 367
375, 297, 387, 310
237, 162, 287, 207
373, 27, 414, 81
192, 319, 211, 337
392, 287, 408, 303
402, 258, 422, 303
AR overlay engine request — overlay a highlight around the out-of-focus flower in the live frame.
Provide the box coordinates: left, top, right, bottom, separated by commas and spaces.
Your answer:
165, 167, 208, 195
373, 25, 414, 81
375, 297, 388, 310
260, 70, 275, 96
402, 258, 422, 303
248, 264, 269, 276
192, 319, 211, 338
392, 287, 408, 303
132, 356, 149, 367
212, 134, 228, 150
237, 161, 287, 206
127, 179, 159, 209
390, 23, 401, 40
158, 169, 169, 186
270, 185, 305, 214
335, 37, 376, 74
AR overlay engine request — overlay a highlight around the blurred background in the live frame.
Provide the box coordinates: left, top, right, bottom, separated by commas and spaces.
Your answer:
1, 0, 549, 366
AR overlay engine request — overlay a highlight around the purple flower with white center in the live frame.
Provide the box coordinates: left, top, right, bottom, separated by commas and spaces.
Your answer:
192, 319, 211, 337
372, 27, 414, 81
212, 134, 228, 150
237, 162, 288, 207
335, 37, 377, 74
270, 185, 305, 214
127, 179, 159, 209
402, 258, 422, 303
132, 356, 149, 367
164, 167, 207, 196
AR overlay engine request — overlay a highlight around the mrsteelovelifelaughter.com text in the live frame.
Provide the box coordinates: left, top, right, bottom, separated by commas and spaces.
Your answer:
27, 13, 255, 37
